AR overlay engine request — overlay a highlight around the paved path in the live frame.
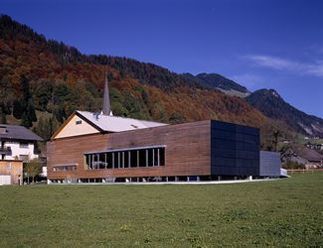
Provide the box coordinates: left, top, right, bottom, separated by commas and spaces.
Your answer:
49, 178, 284, 186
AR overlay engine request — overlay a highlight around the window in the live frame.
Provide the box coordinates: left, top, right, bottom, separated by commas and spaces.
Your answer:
75, 120, 82, 125
139, 150, 146, 167
84, 146, 166, 170
19, 142, 29, 149
130, 151, 138, 168
0, 127, 7, 134
53, 165, 77, 172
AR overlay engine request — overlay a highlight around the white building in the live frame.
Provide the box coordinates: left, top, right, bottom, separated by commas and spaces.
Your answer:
0, 125, 43, 162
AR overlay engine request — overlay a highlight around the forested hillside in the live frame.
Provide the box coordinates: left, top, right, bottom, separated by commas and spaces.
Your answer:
4, 14, 322, 151
0, 15, 271, 141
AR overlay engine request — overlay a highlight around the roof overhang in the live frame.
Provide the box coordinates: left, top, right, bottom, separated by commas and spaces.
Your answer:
84, 145, 167, 155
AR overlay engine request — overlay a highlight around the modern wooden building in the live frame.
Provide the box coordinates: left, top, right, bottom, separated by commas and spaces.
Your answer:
46, 77, 281, 183
47, 116, 262, 183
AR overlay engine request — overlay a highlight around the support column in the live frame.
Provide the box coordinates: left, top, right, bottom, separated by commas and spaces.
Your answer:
122, 152, 125, 168
91, 154, 94, 169
146, 150, 148, 167
157, 149, 160, 166
117, 152, 120, 168
152, 149, 155, 166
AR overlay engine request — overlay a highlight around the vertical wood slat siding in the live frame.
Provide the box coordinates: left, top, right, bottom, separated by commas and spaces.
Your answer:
47, 120, 211, 180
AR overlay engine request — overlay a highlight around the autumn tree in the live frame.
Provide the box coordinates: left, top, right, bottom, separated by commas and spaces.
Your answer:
24, 158, 42, 184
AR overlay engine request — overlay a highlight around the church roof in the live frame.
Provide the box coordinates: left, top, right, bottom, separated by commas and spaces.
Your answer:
76, 111, 167, 133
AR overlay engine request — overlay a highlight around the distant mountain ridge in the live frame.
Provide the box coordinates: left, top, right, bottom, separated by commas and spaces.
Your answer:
247, 89, 323, 137
182, 73, 250, 97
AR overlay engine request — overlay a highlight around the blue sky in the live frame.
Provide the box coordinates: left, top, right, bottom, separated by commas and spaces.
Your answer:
2, 0, 323, 117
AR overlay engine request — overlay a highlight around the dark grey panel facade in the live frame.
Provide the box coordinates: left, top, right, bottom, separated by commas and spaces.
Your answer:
259, 151, 281, 177
211, 121, 260, 176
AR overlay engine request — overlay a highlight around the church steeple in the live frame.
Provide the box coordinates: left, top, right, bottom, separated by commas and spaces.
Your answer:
102, 73, 112, 116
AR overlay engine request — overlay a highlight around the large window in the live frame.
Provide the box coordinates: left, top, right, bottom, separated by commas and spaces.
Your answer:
85, 146, 166, 170
53, 165, 77, 172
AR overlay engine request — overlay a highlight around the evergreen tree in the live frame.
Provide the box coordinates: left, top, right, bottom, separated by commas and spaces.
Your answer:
21, 112, 32, 128
107, 72, 114, 82
15, 75, 37, 125
26, 99, 37, 122
13, 100, 24, 119
34, 116, 59, 141
0, 104, 7, 124
33, 80, 53, 111
53, 104, 66, 123
21, 75, 31, 100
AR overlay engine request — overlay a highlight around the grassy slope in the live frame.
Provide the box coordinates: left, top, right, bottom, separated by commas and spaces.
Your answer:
0, 173, 322, 247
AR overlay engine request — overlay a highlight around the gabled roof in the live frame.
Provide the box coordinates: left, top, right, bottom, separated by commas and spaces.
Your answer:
295, 147, 323, 162
76, 111, 167, 132
0, 124, 43, 141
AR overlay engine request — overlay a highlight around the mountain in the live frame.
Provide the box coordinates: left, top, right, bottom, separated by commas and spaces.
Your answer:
247, 89, 323, 137
0, 14, 269, 142
182, 73, 250, 97
1, 14, 322, 145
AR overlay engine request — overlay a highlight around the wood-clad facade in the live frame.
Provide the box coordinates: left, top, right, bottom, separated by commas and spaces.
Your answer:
47, 120, 212, 182
46, 76, 281, 183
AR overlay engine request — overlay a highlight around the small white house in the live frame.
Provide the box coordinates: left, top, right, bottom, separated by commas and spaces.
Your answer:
0, 125, 43, 162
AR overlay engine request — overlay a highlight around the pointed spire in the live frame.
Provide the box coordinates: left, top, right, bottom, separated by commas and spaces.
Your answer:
102, 72, 112, 116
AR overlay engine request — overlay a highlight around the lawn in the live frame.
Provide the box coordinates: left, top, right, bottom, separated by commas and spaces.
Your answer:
0, 174, 322, 247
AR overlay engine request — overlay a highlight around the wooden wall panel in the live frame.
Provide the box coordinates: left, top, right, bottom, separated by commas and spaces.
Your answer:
47, 120, 211, 180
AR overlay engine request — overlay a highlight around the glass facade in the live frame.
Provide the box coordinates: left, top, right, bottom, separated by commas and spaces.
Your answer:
85, 146, 165, 170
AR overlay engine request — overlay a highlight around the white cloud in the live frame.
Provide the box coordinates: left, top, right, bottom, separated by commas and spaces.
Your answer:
244, 54, 323, 78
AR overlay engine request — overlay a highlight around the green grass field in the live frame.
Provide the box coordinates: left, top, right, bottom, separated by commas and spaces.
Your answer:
0, 174, 322, 247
